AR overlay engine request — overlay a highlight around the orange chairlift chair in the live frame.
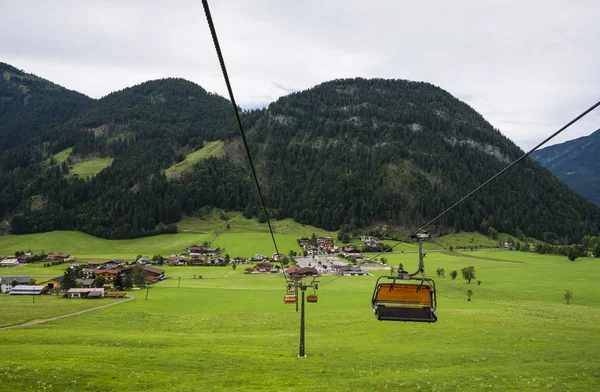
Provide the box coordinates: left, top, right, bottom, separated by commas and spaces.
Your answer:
284, 282, 297, 303
284, 294, 297, 303
371, 231, 437, 322
371, 276, 437, 322
307, 284, 318, 303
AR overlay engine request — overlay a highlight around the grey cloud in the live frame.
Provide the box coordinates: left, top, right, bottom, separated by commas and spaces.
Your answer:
1, 0, 598, 150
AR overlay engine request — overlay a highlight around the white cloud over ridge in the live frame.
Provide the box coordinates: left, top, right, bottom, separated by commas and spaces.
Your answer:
1, 0, 598, 149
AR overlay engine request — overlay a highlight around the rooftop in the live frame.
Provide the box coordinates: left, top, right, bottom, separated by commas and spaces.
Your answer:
0, 276, 31, 284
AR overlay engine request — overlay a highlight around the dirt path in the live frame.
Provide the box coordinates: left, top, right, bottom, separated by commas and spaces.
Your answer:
0, 295, 135, 332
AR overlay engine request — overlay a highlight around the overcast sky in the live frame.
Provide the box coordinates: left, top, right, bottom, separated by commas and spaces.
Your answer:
1, 0, 598, 150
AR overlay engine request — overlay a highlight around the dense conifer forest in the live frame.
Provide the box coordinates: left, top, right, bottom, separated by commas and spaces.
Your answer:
1, 63, 599, 242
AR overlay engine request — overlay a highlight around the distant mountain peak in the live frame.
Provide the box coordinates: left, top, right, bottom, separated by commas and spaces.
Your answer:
532, 129, 600, 205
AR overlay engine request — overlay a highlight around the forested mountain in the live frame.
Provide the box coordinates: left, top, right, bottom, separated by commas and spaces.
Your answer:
531, 129, 600, 205
244, 79, 600, 242
0, 62, 91, 155
1, 64, 599, 243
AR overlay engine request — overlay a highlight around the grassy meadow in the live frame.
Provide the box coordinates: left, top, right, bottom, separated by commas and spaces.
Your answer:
0, 208, 508, 262
1, 246, 599, 391
68, 156, 114, 178
0, 211, 336, 262
0, 295, 122, 328
164, 140, 225, 179
47, 147, 114, 178
431, 231, 501, 249
51, 147, 72, 163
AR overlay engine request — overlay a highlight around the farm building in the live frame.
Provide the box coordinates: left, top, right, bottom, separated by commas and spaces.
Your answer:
288, 267, 319, 277
342, 268, 368, 276
76, 278, 96, 287
9, 285, 48, 295
67, 288, 105, 299
143, 266, 165, 281
285, 266, 301, 275
0, 276, 33, 293
0, 258, 19, 267
37, 276, 65, 290
93, 269, 120, 282
46, 252, 70, 261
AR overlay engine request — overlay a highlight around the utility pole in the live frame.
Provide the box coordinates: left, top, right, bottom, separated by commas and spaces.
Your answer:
299, 288, 306, 358
145, 285, 150, 300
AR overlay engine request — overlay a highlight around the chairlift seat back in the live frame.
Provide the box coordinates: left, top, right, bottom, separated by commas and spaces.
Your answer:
372, 282, 437, 322
284, 295, 296, 303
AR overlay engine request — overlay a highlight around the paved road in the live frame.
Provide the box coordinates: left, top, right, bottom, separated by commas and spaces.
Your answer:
0, 295, 135, 332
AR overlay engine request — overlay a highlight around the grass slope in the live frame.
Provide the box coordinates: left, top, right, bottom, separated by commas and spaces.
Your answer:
164, 140, 225, 179
0, 213, 332, 263
0, 262, 68, 283
0, 231, 213, 261
177, 210, 334, 236
0, 295, 120, 328
434, 231, 500, 249
51, 147, 73, 163
1, 250, 599, 391
68, 156, 114, 178
0, 209, 513, 266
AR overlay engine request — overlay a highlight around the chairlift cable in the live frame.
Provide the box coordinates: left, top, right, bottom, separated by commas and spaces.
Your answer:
201, 0, 282, 271
372, 99, 600, 260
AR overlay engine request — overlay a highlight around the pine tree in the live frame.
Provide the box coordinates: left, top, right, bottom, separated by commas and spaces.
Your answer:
113, 273, 124, 289
94, 276, 106, 288
62, 267, 77, 290
124, 274, 133, 289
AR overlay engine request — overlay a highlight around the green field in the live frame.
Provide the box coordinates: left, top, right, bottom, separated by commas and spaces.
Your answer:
0, 212, 336, 263
432, 231, 500, 249
0, 295, 121, 328
45, 148, 113, 178
0, 230, 214, 261
177, 210, 335, 236
68, 156, 114, 178
51, 147, 73, 163
164, 140, 225, 179
0, 262, 71, 282
1, 249, 599, 391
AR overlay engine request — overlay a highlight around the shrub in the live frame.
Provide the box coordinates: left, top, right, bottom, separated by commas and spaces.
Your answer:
467, 290, 473, 301
564, 290, 573, 304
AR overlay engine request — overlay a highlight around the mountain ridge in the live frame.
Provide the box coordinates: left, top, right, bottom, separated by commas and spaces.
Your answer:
531, 129, 600, 205
0, 62, 92, 152
1, 64, 599, 242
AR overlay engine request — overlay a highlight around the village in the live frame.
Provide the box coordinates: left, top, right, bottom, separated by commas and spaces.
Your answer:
0, 235, 389, 298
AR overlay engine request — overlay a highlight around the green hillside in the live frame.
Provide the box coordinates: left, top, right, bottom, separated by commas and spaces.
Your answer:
164, 140, 225, 179
50, 147, 73, 163
68, 156, 114, 178
0, 214, 334, 259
